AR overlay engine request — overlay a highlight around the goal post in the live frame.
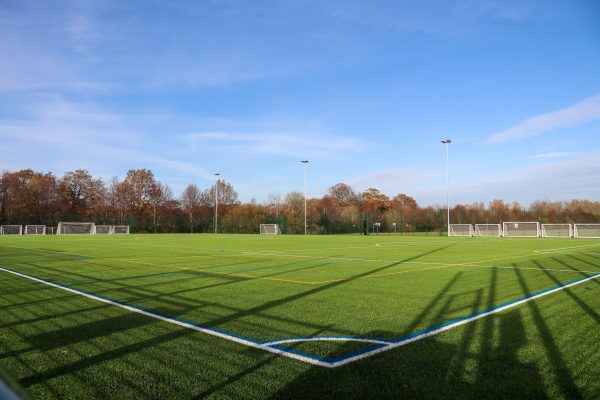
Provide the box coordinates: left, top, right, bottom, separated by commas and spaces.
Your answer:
573, 224, 600, 238
503, 222, 540, 238
25, 225, 46, 235
57, 222, 95, 235
94, 225, 112, 234
112, 225, 130, 234
260, 224, 280, 234
541, 224, 572, 238
0, 225, 23, 235
474, 224, 502, 237
449, 224, 473, 237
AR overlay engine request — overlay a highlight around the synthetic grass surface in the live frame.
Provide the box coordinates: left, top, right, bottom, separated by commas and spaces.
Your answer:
0, 234, 599, 399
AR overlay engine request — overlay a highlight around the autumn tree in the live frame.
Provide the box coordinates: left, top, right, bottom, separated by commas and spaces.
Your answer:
181, 184, 202, 233
60, 169, 105, 212
360, 188, 390, 213
107, 177, 130, 224
123, 169, 156, 214
284, 191, 305, 233
148, 181, 174, 232
201, 180, 239, 212
391, 193, 418, 232
327, 183, 358, 206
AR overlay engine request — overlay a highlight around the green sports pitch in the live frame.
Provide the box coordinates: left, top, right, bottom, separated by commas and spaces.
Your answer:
1, 234, 599, 399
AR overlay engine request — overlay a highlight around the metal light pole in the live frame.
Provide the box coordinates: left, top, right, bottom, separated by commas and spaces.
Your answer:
301, 160, 309, 235
214, 173, 220, 234
441, 140, 451, 236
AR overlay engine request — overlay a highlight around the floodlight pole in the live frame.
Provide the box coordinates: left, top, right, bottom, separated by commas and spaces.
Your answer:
301, 160, 309, 235
214, 173, 220, 234
441, 140, 452, 237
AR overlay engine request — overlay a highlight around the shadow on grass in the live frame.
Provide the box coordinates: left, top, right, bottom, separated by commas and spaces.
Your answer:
514, 267, 583, 400
533, 260, 600, 324
270, 309, 547, 399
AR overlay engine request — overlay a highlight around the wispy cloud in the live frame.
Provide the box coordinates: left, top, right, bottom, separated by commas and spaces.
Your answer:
184, 131, 366, 159
488, 95, 600, 144
413, 153, 600, 205
530, 152, 571, 159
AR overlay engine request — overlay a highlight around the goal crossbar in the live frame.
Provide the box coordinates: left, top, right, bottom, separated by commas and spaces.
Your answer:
25, 225, 46, 235
0, 225, 22, 235
449, 224, 473, 237
57, 222, 95, 235
574, 224, 600, 239
503, 222, 540, 238
260, 224, 280, 234
541, 224, 572, 238
475, 224, 502, 237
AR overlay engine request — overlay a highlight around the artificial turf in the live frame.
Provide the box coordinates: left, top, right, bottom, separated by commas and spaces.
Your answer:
0, 234, 599, 399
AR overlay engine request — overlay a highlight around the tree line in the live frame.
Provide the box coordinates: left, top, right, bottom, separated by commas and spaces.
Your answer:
1, 168, 599, 234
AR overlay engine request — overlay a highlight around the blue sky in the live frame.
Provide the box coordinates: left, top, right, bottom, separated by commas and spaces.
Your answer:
1, 0, 599, 206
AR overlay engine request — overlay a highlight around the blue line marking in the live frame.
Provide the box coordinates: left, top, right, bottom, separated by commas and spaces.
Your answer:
3, 266, 599, 366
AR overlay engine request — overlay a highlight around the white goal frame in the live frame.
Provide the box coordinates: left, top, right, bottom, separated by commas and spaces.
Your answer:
0, 225, 23, 235
573, 224, 600, 239
449, 224, 473, 237
260, 224, 281, 235
475, 224, 502, 237
57, 222, 95, 235
25, 225, 46, 235
112, 225, 130, 234
94, 225, 112, 234
541, 224, 572, 238
503, 222, 540, 238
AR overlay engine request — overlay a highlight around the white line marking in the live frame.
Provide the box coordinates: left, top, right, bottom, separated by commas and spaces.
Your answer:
0, 267, 332, 368
240, 251, 446, 265
534, 244, 600, 253
240, 252, 600, 274
264, 337, 391, 346
329, 273, 600, 367
3, 267, 598, 368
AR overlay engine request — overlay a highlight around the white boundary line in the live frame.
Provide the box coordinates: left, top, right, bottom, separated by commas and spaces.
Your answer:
534, 244, 600, 253
2, 267, 598, 368
329, 272, 600, 367
0, 267, 331, 368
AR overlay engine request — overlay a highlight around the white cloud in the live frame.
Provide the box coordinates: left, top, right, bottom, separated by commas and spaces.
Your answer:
184, 131, 366, 159
488, 95, 600, 144
439, 153, 600, 205
530, 152, 571, 159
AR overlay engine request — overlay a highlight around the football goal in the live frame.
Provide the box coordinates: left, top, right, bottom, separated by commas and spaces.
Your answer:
503, 222, 540, 238
449, 224, 473, 237
113, 225, 130, 234
541, 224, 572, 238
57, 222, 95, 235
0, 225, 22, 235
475, 224, 502, 237
94, 225, 112, 234
573, 224, 600, 238
25, 225, 46, 235
260, 224, 281, 234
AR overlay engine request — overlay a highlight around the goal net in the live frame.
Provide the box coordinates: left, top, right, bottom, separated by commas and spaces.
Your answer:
0, 225, 22, 235
94, 225, 112, 234
503, 222, 540, 238
573, 224, 600, 238
25, 225, 46, 235
113, 225, 130, 234
541, 224, 572, 238
475, 224, 502, 237
449, 224, 473, 237
260, 224, 280, 234
57, 222, 95, 235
